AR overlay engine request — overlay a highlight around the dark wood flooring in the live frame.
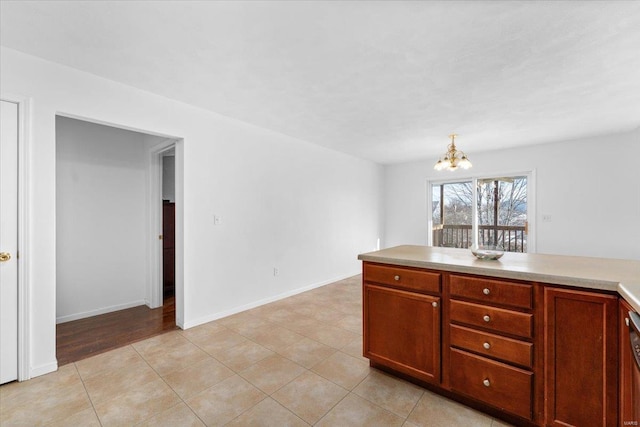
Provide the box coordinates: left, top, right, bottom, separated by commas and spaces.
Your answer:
56, 297, 178, 366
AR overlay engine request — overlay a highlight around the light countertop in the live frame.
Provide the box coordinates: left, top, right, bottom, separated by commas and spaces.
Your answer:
358, 245, 640, 312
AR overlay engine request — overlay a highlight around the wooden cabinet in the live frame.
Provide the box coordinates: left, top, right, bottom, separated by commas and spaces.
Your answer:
362, 261, 624, 426
448, 274, 536, 421
363, 263, 441, 384
620, 299, 640, 425
544, 287, 618, 427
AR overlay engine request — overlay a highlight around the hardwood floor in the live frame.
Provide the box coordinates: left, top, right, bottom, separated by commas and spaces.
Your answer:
56, 297, 178, 366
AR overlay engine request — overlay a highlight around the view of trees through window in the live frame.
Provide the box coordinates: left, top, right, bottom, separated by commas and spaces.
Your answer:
432, 176, 528, 252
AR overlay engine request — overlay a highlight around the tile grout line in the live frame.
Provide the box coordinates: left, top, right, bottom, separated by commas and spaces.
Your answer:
73, 358, 106, 426
128, 339, 201, 426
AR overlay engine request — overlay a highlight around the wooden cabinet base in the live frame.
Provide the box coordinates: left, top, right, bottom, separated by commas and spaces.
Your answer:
363, 261, 621, 426
449, 349, 532, 420
369, 360, 538, 427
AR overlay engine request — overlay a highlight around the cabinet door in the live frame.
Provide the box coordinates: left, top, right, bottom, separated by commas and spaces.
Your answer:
364, 284, 440, 384
544, 287, 618, 427
620, 299, 640, 425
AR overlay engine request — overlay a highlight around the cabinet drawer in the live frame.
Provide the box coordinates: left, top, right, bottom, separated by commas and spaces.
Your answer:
450, 300, 533, 339
364, 263, 441, 294
450, 324, 533, 368
450, 348, 532, 420
450, 275, 532, 309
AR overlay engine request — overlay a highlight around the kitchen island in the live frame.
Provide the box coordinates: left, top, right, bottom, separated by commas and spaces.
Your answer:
358, 245, 640, 427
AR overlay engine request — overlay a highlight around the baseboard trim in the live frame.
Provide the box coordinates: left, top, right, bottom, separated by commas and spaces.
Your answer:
182, 272, 360, 329
29, 360, 57, 380
56, 300, 147, 324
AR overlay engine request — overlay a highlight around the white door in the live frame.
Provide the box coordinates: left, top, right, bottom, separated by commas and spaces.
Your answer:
0, 100, 19, 384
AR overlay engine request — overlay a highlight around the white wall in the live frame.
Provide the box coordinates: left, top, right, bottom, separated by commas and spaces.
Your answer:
0, 47, 383, 378
385, 128, 640, 260
56, 117, 151, 322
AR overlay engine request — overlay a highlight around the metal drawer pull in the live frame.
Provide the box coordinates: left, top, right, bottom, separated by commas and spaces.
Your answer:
483, 342, 491, 350
394, 275, 400, 281
483, 379, 491, 387
483, 315, 491, 322
432, 301, 438, 308
483, 288, 490, 295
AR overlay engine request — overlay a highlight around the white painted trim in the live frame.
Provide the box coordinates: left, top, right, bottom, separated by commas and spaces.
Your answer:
146, 137, 183, 330
56, 112, 179, 140
525, 169, 537, 253
1, 93, 32, 382
29, 361, 57, 379
173, 139, 184, 329
182, 273, 360, 329
56, 300, 148, 324
147, 139, 176, 309
425, 181, 433, 246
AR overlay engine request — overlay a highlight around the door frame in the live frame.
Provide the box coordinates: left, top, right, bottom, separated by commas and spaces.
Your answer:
147, 139, 183, 327
1, 93, 31, 381
426, 169, 536, 253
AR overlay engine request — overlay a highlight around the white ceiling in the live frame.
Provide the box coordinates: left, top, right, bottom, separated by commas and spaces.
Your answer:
2, 1, 639, 164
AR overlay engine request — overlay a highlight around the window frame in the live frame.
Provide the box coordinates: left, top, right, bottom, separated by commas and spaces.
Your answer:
426, 169, 536, 253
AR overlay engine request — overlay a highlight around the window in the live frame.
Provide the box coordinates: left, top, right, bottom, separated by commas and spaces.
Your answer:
429, 174, 531, 253
432, 180, 473, 248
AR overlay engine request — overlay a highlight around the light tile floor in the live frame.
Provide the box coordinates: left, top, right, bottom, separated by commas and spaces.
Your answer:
0, 275, 513, 426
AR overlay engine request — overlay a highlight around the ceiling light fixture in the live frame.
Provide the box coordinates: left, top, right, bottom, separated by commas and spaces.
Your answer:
433, 134, 472, 171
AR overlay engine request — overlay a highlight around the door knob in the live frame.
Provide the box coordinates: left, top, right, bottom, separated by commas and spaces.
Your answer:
0, 252, 11, 262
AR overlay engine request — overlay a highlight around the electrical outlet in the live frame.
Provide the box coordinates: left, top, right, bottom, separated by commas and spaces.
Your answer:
542, 214, 552, 223
273, 268, 279, 277
213, 215, 221, 225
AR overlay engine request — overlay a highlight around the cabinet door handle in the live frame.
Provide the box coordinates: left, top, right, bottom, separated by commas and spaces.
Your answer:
483, 379, 491, 387
483, 315, 491, 323
483, 288, 490, 295
483, 342, 491, 349
394, 275, 400, 281
432, 301, 438, 308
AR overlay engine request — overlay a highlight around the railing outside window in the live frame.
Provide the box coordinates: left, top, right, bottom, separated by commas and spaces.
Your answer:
432, 224, 527, 252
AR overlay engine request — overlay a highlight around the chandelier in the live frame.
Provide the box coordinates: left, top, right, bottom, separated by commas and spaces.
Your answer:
433, 134, 472, 171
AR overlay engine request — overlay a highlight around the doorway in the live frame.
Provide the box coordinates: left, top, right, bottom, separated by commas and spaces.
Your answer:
55, 116, 181, 364
429, 172, 535, 252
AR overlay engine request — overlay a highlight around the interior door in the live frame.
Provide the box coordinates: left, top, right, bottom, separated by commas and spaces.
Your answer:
0, 99, 19, 384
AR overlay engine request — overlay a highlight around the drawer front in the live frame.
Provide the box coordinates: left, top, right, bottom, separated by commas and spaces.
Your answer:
450, 300, 533, 339
450, 274, 532, 309
450, 324, 533, 368
363, 263, 441, 294
449, 348, 532, 420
